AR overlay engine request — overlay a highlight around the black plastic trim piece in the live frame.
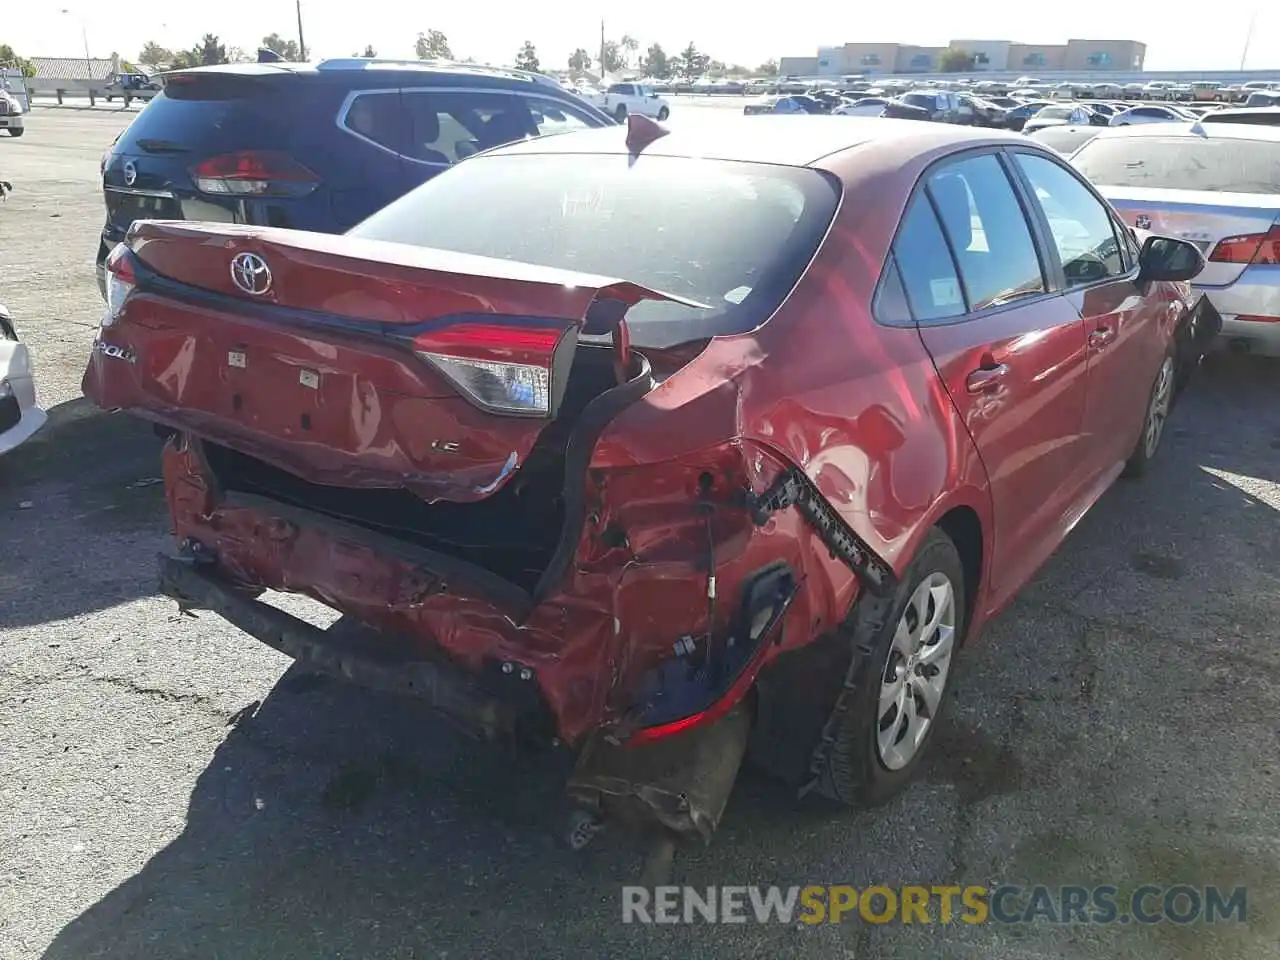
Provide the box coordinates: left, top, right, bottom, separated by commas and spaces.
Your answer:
748, 468, 897, 596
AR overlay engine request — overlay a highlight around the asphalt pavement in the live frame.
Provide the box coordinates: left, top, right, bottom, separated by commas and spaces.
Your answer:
1, 106, 1279, 960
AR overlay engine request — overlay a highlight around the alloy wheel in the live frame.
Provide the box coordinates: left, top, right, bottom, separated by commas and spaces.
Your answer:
876, 572, 957, 771
1144, 356, 1175, 458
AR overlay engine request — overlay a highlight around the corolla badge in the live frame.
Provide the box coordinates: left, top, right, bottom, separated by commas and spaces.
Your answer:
230, 252, 272, 296
1134, 214, 1152, 230
122, 160, 137, 186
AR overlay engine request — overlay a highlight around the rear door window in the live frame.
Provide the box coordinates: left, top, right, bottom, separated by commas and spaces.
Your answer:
926, 154, 1046, 310
400, 90, 536, 164
892, 195, 966, 321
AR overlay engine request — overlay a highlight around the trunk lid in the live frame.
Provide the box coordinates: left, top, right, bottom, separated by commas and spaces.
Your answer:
1101, 186, 1280, 286
85, 221, 700, 502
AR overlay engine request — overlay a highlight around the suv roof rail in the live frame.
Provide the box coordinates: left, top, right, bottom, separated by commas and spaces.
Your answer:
315, 57, 563, 88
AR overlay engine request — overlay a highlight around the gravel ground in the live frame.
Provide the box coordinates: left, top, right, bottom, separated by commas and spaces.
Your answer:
2, 107, 1279, 960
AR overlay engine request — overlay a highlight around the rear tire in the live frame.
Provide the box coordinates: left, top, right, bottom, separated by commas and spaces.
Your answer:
817, 527, 966, 807
1122, 346, 1176, 479
614, 104, 628, 122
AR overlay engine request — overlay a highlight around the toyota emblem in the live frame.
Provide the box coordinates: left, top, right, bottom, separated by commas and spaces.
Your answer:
230, 252, 272, 296
122, 160, 137, 186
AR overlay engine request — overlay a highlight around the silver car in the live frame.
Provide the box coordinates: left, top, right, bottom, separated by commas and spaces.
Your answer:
0, 303, 47, 454
1071, 123, 1280, 357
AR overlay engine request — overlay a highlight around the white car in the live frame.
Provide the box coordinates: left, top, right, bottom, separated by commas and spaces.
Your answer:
0, 88, 24, 138
1110, 105, 1196, 126
831, 97, 890, 117
0, 303, 46, 455
586, 82, 671, 122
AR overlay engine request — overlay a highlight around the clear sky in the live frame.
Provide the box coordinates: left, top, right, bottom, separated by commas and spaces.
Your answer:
10, 0, 1276, 72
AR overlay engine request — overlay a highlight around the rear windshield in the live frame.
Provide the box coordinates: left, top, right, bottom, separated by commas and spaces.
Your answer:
348, 153, 840, 347
115, 76, 290, 153
1072, 136, 1280, 194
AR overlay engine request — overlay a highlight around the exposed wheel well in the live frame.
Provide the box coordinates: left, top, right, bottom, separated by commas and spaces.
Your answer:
936, 506, 983, 642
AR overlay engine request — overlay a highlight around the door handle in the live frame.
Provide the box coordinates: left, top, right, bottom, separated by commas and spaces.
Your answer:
965, 364, 1009, 394
1090, 326, 1117, 347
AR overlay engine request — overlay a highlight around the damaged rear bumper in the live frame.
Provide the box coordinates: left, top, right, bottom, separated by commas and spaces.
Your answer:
158, 552, 553, 744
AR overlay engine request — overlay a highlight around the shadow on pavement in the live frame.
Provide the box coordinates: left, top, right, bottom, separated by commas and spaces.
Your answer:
35, 357, 1280, 959
1, 398, 166, 627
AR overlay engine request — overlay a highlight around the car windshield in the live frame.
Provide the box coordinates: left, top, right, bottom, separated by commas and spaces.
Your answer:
1072, 136, 1280, 194
349, 153, 841, 347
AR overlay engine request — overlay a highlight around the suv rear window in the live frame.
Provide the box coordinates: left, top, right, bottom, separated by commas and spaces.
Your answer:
349, 153, 840, 347
1072, 136, 1280, 194
114, 76, 290, 153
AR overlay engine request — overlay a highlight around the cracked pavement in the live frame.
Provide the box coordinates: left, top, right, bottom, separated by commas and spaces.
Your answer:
2, 107, 1279, 960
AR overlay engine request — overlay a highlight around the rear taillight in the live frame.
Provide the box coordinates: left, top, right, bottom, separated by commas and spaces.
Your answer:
411, 321, 575, 417
103, 244, 137, 327
1208, 224, 1280, 265
190, 150, 320, 198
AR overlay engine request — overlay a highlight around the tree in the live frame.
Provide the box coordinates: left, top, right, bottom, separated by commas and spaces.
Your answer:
567, 48, 593, 72
707, 59, 726, 77
940, 48, 974, 73
640, 43, 669, 79
137, 41, 174, 68
198, 34, 227, 66
620, 34, 639, 67
262, 32, 301, 62
0, 44, 36, 77
600, 40, 624, 73
415, 29, 452, 60
226, 46, 249, 63
674, 42, 709, 81
755, 59, 779, 77
514, 41, 539, 73
358, 44, 377, 57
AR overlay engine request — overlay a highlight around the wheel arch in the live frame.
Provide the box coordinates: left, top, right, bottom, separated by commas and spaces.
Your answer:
934, 503, 984, 644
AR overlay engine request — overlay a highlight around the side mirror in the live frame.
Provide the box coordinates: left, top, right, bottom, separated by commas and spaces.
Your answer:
1139, 236, 1205, 283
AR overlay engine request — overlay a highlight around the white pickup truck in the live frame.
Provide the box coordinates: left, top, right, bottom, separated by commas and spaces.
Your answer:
584, 82, 671, 122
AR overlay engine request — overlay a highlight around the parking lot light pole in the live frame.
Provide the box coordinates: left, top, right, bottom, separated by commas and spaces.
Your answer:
59, 8, 93, 81
297, 0, 307, 62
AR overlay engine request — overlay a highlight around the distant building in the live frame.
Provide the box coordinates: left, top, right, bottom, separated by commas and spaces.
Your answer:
29, 55, 117, 81
781, 38, 1146, 75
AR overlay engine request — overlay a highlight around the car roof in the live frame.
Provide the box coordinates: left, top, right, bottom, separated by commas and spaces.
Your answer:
485, 115, 1041, 170
162, 57, 563, 91
1086, 121, 1280, 143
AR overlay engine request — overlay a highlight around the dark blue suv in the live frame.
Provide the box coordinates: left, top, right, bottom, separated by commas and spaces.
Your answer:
97, 59, 613, 296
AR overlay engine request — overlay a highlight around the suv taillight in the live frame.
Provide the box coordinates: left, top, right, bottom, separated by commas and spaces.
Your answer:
1208, 223, 1280, 265
190, 150, 320, 198
103, 244, 137, 327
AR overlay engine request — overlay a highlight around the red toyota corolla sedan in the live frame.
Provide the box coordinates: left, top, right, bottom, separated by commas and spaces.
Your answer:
82, 115, 1216, 858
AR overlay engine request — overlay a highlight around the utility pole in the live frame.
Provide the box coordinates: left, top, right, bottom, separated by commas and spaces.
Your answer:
600, 19, 605, 81
1239, 10, 1257, 71
297, 0, 308, 61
